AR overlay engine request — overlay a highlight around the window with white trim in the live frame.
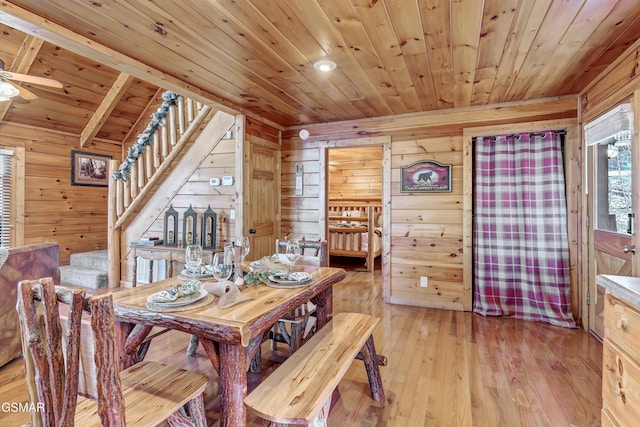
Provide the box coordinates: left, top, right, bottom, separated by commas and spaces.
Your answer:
0, 148, 13, 247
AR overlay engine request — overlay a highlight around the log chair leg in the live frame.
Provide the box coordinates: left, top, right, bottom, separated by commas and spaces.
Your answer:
186, 393, 207, 427
166, 393, 207, 427
278, 321, 292, 348
249, 346, 262, 373
187, 334, 200, 357
360, 335, 385, 402
137, 341, 151, 361
247, 332, 265, 373
289, 317, 309, 354
269, 325, 278, 351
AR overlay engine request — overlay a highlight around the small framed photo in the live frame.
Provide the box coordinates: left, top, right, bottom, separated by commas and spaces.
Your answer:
71, 150, 111, 187
401, 160, 452, 193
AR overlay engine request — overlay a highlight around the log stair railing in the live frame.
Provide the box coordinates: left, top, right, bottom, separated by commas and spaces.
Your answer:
107, 95, 212, 287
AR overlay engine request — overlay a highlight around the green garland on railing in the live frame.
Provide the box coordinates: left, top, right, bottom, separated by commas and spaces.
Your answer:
112, 91, 180, 181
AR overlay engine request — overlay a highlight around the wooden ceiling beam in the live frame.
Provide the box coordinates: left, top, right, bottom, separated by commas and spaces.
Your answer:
0, 34, 44, 121
80, 72, 134, 148
0, 1, 241, 117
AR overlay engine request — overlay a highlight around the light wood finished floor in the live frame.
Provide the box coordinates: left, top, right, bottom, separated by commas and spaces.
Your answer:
0, 267, 602, 426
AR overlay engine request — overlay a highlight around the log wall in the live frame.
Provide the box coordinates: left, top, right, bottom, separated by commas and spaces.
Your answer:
0, 122, 120, 265
328, 146, 382, 200
282, 97, 580, 311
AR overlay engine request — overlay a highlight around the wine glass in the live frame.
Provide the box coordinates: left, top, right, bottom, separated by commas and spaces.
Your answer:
285, 239, 301, 272
240, 236, 250, 259
185, 244, 202, 281
212, 252, 232, 282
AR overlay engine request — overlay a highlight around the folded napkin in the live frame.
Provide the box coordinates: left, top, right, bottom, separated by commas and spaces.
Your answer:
147, 280, 201, 303
203, 280, 232, 296
250, 254, 292, 272
218, 284, 252, 309
203, 278, 253, 309
276, 254, 292, 265
183, 265, 214, 275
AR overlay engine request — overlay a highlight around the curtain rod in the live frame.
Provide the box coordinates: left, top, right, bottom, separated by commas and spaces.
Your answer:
472, 129, 567, 142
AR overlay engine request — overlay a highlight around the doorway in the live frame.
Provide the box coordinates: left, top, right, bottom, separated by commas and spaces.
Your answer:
327, 145, 383, 271
585, 102, 635, 339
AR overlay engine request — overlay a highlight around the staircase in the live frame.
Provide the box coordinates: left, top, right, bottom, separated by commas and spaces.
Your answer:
59, 250, 109, 290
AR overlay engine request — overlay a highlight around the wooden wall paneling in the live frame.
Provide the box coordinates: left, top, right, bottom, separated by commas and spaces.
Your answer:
281, 141, 322, 239
139, 128, 237, 242
235, 114, 245, 246
13, 146, 25, 246
381, 139, 392, 300
0, 123, 120, 265
328, 146, 382, 200
282, 97, 578, 141
564, 124, 583, 324
389, 132, 464, 309
581, 37, 640, 122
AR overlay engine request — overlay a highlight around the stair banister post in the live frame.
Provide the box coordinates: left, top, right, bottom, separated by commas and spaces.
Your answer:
169, 105, 177, 147
107, 159, 121, 288
177, 96, 185, 135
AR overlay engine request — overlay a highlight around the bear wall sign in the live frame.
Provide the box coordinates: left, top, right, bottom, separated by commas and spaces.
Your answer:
400, 160, 452, 193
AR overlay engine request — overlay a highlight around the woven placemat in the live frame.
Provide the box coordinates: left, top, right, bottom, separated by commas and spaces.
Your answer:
265, 280, 313, 289
146, 293, 216, 312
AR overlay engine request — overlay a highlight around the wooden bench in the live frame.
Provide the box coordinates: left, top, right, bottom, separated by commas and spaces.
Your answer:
244, 312, 386, 426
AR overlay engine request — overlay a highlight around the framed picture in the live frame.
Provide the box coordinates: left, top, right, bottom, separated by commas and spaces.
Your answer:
71, 150, 111, 187
401, 160, 452, 193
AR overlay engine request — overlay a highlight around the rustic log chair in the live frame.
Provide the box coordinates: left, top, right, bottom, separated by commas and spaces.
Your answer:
16, 277, 209, 427
271, 236, 328, 353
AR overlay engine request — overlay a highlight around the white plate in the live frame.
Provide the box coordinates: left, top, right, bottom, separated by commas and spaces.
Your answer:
148, 289, 208, 307
268, 271, 312, 285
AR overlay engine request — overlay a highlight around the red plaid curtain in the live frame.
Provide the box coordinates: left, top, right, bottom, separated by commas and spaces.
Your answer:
473, 131, 575, 328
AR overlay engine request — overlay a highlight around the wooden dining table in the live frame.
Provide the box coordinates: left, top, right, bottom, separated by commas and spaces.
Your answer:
111, 265, 347, 427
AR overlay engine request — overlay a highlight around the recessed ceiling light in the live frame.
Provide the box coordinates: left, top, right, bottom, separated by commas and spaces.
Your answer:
313, 60, 336, 72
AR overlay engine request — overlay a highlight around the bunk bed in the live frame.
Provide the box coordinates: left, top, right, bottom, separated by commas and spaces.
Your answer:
327, 200, 382, 271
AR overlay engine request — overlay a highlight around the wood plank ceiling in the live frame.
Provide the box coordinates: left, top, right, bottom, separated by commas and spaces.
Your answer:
0, 0, 639, 142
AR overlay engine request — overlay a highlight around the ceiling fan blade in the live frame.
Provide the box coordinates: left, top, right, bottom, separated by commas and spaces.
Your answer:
4, 79, 38, 100
4, 71, 63, 88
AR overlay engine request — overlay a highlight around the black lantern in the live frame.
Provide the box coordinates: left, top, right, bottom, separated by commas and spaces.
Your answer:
182, 205, 198, 247
201, 205, 217, 249
163, 205, 178, 247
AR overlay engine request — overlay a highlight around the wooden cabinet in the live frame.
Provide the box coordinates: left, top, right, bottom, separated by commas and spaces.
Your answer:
602, 291, 640, 426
